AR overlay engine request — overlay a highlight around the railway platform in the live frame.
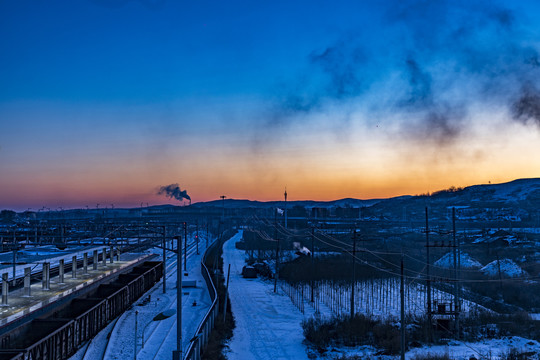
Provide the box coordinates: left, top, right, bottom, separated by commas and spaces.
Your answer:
0, 251, 153, 336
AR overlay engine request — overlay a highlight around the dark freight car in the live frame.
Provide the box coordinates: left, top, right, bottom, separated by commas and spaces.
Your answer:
0, 261, 163, 360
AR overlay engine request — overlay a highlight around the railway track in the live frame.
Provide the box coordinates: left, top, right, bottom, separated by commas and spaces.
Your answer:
99, 236, 205, 360
81, 317, 120, 360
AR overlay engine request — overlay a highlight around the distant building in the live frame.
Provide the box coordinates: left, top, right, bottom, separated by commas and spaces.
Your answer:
311, 207, 328, 218
334, 206, 360, 219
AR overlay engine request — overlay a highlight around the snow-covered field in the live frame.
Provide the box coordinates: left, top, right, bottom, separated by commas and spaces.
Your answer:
222, 232, 540, 360
279, 278, 485, 321
406, 337, 540, 360
310, 337, 540, 360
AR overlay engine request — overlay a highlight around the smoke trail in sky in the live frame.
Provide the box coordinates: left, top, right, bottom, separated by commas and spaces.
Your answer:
264, 0, 540, 144
512, 85, 540, 126
157, 184, 191, 202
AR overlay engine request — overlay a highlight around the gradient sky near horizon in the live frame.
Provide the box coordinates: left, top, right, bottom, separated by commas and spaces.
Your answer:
2, 0, 540, 211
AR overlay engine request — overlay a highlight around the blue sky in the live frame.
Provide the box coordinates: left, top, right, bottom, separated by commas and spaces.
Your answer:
1, 0, 365, 101
1, 0, 540, 210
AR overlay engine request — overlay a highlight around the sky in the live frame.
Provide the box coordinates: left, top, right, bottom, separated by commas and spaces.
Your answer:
2, 0, 540, 211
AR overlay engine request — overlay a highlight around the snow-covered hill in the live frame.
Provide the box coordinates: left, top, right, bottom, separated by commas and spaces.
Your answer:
434, 252, 482, 269
481, 259, 527, 278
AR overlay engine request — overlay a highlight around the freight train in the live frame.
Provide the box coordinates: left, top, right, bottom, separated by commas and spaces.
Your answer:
0, 260, 163, 360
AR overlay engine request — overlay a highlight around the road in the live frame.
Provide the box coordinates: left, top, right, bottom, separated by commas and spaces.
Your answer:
222, 231, 310, 360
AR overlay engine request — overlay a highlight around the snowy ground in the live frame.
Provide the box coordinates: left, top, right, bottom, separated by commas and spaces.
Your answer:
221, 232, 540, 360
309, 336, 540, 360
406, 337, 540, 360
223, 231, 312, 360
64, 230, 540, 360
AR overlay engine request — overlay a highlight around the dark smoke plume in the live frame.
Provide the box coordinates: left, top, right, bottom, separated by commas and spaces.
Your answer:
512, 85, 540, 126
262, 38, 367, 129
308, 42, 365, 99
403, 57, 433, 107
157, 184, 191, 202
261, 0, 540, 146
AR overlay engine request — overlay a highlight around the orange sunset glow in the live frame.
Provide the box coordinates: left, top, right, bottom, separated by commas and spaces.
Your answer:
2, 1, 540, 211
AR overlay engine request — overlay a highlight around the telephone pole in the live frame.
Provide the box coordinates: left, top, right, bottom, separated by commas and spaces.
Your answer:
311, 227, 315, 303
453, 207, 460, 337
173, 234, 183, 360
274, 235, 280, 293
400, 255, 405, 360
284, 188, 288, 229
425, 207, 432, 342
274, 209, 279, 293
196, 220, 199, 255
183, 222, 187, 271
220, 195, 226, 221
162, 226, 166, 294
350, 230, 357, 318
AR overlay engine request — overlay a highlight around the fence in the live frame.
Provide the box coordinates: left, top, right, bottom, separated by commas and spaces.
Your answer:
183, 239, 221, 360
278, 278, 480, 320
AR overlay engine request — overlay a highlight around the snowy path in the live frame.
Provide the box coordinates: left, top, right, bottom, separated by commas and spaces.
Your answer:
223, 231, 310, 360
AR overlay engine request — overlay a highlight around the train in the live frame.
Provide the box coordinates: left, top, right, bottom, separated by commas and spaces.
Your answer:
0, 260, 163, 360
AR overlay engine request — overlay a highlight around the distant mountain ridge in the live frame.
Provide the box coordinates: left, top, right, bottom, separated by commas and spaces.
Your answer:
190, 197, 381, 209
9, 178, 538, 215
190, 178, 540, 210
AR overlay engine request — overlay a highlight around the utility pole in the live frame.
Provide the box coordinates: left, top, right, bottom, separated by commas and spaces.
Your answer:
220, 195, 226, 221
311, 227, 315, 303
350, 230, 357, 318
274, 210, 279, 293
173, 234, 183, 360
425, 207, 432, 343
400, 255, 405, 360
274, 237, 280, 293
223, 264, 231, 323
284, 188, 288, 229
12, 230, 16, 281
134, 311, 138, 360
163, 226, 166, 294
196, 220, 199, 255
453, 207, 459, 338
457, 212, 462, 333
184, 222, 187, 271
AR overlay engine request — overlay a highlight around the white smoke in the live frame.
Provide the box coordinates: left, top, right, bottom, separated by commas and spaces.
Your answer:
293, 242, 311, 256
